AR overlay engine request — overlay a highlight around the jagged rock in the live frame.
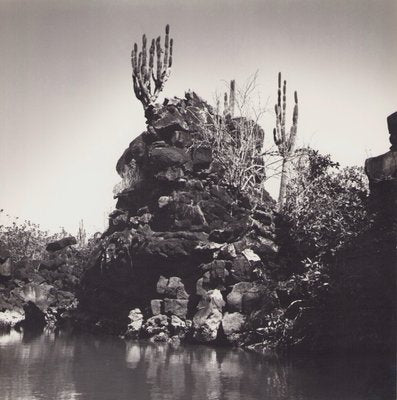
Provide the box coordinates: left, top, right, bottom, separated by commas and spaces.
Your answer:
192, 147, 212, 169
229, 256, 254, 282
252, 209, 273, 225
151, 299, 163, 316
196, 277, 207, 297
218, 243, 237, 260
193, 289, 225, 342
242, 248, 261, 263
125, 308, 143, 338
200, 260, 229, 290
155, 167, 185, 182
149, 146, 189, 170
169, 315, 191, 339
164, 298, 189, 319
156, 276, 189, 299
226, 282, 268, 313
209, 217, 252, 243
143, 314, 169, 336
151, 106, 189, 134
222, 312, 246, 343
257, 237, 279, 255
46, 236, 77, 252
388, 111, 397, 151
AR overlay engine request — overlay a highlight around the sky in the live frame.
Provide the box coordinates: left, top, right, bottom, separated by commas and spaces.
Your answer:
0, 0, 396, 235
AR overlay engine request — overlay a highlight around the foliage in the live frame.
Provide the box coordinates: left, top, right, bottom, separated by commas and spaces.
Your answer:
0, 210, 97, 265
266, 149, 394, 353
0, 210, 69, 263
198, 75, 268, 198
284, 148, 370, 260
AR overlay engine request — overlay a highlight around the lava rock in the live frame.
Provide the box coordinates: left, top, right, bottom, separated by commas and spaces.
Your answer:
46, 237, 77, 252
164, 298, 189, 319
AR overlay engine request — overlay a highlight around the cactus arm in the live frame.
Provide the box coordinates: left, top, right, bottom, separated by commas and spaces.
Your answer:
163, 24, 169, 68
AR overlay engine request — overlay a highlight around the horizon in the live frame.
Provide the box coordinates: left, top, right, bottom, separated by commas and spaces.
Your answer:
1, 0, 396, 235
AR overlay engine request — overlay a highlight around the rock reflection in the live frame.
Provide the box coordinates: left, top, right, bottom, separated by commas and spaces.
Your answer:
0, 331, 394, 400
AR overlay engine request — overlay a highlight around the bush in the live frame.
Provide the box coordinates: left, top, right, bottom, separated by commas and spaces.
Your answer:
0, 210, 98, 266
284, 148, 370, 260
0, 210, 69, 263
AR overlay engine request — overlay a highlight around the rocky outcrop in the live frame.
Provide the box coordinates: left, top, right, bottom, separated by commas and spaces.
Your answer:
365, 111, 397, 222
77, 92, 279, 343
0, 238, 82, 332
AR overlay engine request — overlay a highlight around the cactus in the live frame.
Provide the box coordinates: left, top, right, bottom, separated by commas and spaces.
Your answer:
223, 79, 236, 117
273, 72, 299, 209
131, 25, 173, 108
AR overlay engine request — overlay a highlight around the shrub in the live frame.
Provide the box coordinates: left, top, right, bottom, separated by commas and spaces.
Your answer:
284, 148, 370, 260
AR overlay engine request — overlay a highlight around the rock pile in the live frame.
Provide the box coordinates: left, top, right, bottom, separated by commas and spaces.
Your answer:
77, 92, 280, 344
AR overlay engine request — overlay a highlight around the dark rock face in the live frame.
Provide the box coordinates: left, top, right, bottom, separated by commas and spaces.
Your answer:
46, 236, 77, 252
78, 92, 278, 342
387, 111, 397, 151
365, 112, 397, 223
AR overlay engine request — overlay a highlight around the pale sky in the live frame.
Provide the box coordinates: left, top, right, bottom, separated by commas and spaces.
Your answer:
0, 0, 396, 235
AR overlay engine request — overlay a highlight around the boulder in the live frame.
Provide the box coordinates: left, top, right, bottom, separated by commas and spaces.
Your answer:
226, 282, 268, 313
163, 299, 189, 319
242, 248, 261, 263
192, 147, 212, 169
151, 106, 189, 134
229, 256, 254, 282
125, 308, 143, 337
156, 276, 189, 299
150, 299, 163, 316
200, 260, 229, 290
142, 314, 169, 336
192, 289, 225, 342
169, 315, 191, 338
222, 312, 246, 343
149, 146, 189, 170
218, 243, 237, 260
209, 217, 252, 243
46, 236, 77, 252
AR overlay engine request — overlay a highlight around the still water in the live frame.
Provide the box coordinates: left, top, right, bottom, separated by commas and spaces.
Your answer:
0, 330, 394, 400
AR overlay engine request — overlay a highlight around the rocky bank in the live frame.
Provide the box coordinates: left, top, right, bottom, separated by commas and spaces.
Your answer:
1, 93, 395, 354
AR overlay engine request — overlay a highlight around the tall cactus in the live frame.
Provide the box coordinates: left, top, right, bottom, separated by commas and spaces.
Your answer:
273, 72, 299, 210
223, 79, 236, 117
131, 25, 173, 109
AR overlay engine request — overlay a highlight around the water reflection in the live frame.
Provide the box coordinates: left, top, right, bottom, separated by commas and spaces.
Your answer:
0, 331, 394, 400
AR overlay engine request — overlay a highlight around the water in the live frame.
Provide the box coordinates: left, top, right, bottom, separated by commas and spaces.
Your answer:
0, 331, 394, 400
